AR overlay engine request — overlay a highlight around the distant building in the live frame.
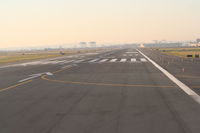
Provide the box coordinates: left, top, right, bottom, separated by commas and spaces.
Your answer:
79, 42, 87, 48
189, 43, 200, 47
189, 39, 200, 47
139, 44, 145, 48
144, 43, 182, 47
88, 42, 97, 48
196, 39, 200, 43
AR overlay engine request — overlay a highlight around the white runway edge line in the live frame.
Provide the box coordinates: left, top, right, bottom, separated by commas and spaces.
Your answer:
136, 49, 200, 104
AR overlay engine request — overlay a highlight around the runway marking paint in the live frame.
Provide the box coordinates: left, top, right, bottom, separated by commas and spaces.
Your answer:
137, 49, 200, 104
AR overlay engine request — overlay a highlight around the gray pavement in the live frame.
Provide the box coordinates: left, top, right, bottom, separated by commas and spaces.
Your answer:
0, 48, 200, 133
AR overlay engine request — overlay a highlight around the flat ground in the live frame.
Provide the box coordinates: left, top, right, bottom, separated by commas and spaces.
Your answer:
0, 49, 102, 64
0, 48, 200, 133
141, 48, 200, 94
156, 47, 200, 58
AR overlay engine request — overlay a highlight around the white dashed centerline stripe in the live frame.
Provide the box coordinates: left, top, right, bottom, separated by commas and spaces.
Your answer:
120, 59, 127, 62
110, 59, 118, 62
131, 58, 137, 62
136, 49, 200, 104
89, 58, 99, 63
140, 58, 147, 62
99, 59, 108, 63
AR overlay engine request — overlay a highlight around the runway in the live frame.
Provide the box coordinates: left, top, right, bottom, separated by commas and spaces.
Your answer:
0, 48, 200, 133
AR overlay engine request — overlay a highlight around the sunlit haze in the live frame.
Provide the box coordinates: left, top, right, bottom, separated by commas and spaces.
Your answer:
1, 0, 200, 49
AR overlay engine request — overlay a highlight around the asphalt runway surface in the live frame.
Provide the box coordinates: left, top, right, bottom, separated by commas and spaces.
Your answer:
0, 48, 200, 133
140, 48, 200, 94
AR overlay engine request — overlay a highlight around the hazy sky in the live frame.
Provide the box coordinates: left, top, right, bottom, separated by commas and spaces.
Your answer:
0, 0, 200, 48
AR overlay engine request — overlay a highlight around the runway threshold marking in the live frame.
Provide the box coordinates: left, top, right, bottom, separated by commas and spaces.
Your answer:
120, 59, 127, 62
73, 59, 84, 63
110, 59, 117, 62
140, 58, 147, 62
137, 49, 200, 104
0, 80, 32, 92
131, 58, 137, 62
89, 58, 99, 63
99, 59, 108, 63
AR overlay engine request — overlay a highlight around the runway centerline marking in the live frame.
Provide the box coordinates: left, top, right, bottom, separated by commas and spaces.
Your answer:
137, 49, 200, 104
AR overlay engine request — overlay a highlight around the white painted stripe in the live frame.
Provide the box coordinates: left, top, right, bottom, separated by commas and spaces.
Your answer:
18, 75, 39, 82
19, 72, 54, 83
140, 58, 147, 62
46, 72, 53, 76
89, 58, 99, 63
120, 59, 127, 62
131, 58, 137, 62
137, 49, 200, 104
74, 60, 84, 63
99, 59, 108, 63
110, 59, 118, 62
